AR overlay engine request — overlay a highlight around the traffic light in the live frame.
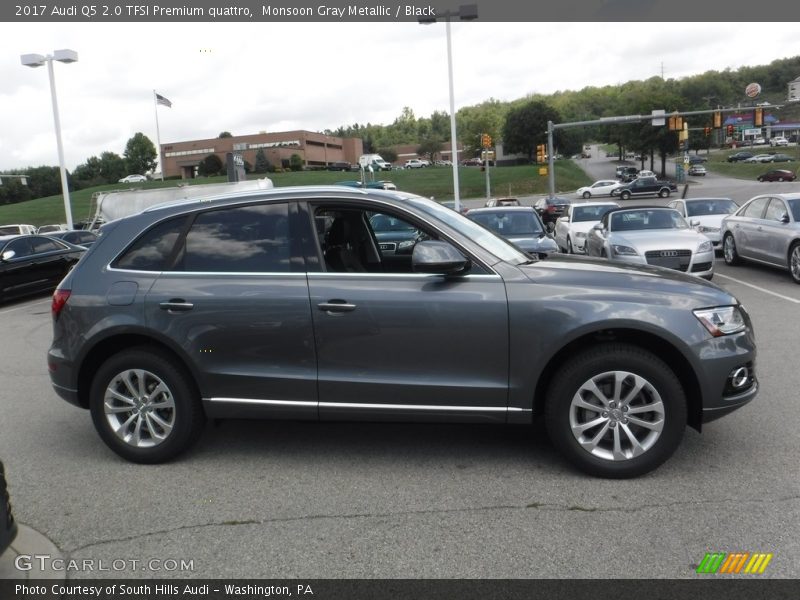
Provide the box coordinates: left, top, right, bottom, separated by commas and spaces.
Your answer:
481, 133, 493, 148
668, 114, 683, 131
754, 108, 763, 127
713, 110, 722, 129
726, 124, 734, 136
536, 144, 547, 163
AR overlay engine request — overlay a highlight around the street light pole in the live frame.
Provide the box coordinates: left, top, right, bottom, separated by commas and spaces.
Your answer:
419, 5, 477, 213
21, 49, 78, 230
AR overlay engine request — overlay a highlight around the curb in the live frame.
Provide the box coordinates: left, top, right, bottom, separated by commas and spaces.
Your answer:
0, 524, 65, 581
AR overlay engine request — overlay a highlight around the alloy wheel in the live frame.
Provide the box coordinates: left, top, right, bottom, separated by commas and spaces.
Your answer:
103, 369, 176, 448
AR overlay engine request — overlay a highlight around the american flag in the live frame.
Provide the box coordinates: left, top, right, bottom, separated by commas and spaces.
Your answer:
155, 93, 172, 108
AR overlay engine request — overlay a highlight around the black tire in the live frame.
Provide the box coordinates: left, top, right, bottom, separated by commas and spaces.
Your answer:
545, 343, 686, 478
567, 236, 574, 254
90, 347, 205, 463
758, 176, 764, 182
723, 233, 742, 266
778, 177, 784, 182
582, 191, 591, 199
789, 242, 800, 284
620, 191, 631, 200
659, 188, 670, 198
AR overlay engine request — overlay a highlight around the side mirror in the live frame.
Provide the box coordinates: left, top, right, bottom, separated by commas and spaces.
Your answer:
412, 240, 469, 275
592, 223, 604, 231
560, 215, 569, 222
1, 250, 16, 261
781, 213, 790, 224
690, 219, 700, 227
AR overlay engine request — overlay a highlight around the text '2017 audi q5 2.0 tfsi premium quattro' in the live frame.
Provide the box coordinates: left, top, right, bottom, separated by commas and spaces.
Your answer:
47, 187, 757, 478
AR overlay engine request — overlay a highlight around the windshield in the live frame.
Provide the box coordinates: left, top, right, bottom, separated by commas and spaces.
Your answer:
369, 213, 416, 233
685, 199, 738, 217
573, 205, 617, 222
610, 209, 689, 231
406, 197, 529, 264
468, 211, 543, 236
0, 226, 21, 235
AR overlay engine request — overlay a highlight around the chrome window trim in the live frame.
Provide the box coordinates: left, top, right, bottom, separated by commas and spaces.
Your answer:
307, 272, 502, 280
106, 266, 305, 277
206, 397, 529, 413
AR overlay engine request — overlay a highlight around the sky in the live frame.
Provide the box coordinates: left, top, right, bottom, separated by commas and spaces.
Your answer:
1, 22, 798, 171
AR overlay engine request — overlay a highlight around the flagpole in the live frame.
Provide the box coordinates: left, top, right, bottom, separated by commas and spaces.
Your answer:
153, 89, 164, 180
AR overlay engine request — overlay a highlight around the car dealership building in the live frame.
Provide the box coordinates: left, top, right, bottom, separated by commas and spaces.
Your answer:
161, 130, 364, 178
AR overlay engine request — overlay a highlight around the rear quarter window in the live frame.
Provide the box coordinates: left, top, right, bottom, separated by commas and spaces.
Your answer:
112, 216, 187, 271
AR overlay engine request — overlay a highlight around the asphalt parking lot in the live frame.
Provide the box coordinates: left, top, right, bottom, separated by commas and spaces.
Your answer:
0, 241, 799, 579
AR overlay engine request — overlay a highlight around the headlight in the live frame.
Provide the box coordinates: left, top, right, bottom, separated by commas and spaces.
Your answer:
612, 244, 638, 255
575, 232, 587, 239
697, 226, 720, 233
697, 240, 713, 253
693, 306, 746, 337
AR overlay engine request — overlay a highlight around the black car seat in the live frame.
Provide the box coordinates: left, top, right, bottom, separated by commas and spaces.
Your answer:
324, 218, 367, 272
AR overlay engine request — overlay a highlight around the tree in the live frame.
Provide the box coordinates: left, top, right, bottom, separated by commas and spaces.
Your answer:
289, 154, 304, 171
123, 133, 157, 175
198, 154, 223, 177
254, 149, 270, 173
376, 147, 397, 163
98, 152, 126, 182
417, 137, 443, 162
218, 131, 233, 138
502, 101, 561, 161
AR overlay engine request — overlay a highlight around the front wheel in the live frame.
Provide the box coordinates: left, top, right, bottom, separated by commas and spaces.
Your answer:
545, 344, 686, 478
620, 191, 631, 200
659, 189, 670, 198
778, 177, 784, 182
723, 233, 742, 266
567, 236, 574, 254
90, 347, 205, 463
582, 191, 591, 199
789, 242, 800, 284
758, 176, 765, 182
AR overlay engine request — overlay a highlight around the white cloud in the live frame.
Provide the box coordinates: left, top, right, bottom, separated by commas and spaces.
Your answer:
0, 22, 796, 170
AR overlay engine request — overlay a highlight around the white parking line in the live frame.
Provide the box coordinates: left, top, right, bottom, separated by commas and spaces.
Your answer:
0, 298, 51, 315
715, 273, 800, 304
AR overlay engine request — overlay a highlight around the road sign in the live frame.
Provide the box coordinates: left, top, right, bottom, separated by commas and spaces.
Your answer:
745, 82, 762, 98
651, 109, 666, 126
683, 154, 690, 165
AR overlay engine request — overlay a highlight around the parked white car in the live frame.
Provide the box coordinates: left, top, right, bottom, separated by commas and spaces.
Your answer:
404, 159, 428, 169
36, 224, 69, 234
667, 197, 739, 252
770, 137, 789, 147
575, 180, 622, 199
0, 224, 36, 235
554, 201, 619, 254
118, 174, 148, 183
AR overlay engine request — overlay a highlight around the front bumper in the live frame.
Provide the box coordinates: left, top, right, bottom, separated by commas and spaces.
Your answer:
610, 248, 715, 278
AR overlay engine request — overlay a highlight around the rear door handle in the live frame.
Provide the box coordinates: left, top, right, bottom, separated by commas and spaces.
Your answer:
318, 301, 356, 313
159, 300, 194, 312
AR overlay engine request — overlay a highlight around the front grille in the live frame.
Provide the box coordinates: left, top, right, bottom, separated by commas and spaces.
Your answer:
691, 262, 712, 272
644, 249, 691, 271
378, 242, 397, 252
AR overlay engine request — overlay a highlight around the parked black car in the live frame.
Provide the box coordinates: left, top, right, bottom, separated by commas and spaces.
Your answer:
727, 151, 754, 163
48, 186, 758, 478
0, 460, 17, 557
326, 161, 354, 172
688, 155, 708, 164
533, 196, 572, 230
1, 235, 85, 303
46, 230, 99, 248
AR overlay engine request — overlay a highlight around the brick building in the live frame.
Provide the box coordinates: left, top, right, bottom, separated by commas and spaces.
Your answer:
161, 131, 363, 178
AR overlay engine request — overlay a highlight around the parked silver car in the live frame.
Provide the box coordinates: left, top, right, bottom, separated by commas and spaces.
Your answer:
466, 206, 558, 257
585, 207, 715, 279
667, 198, 739, 252
721, 193, 800, 283
553, 201, 619, 254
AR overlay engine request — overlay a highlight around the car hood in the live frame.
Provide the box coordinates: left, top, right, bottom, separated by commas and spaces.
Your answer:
519, 254, 735, 305
565, 221, 599, 235
506, 234, 559, 253
689, 215, 727, 228
608, 229, 709, 251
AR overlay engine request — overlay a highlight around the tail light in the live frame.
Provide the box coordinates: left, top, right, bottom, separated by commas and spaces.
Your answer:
52, 288, 71, 320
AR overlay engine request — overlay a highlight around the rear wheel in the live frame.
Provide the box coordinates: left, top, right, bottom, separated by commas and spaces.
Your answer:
789, 242, 800, 284
620, 191, 631, 200
723, 233, 742, 266
545, 344, 686, 478
778, 177, 784, 182
659, 189, 670, 198
90, 347, 205, 463
758, 176, 765, 182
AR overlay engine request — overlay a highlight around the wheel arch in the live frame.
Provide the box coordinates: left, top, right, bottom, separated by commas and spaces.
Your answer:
76, 331, 201, 410
532, 327, 703, 431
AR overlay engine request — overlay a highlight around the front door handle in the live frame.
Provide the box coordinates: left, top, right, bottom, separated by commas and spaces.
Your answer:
159, 300, 194, 312
318, 301, 357, 313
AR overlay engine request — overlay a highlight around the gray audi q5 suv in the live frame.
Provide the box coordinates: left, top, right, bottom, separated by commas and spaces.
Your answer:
48, 187, 758, 478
